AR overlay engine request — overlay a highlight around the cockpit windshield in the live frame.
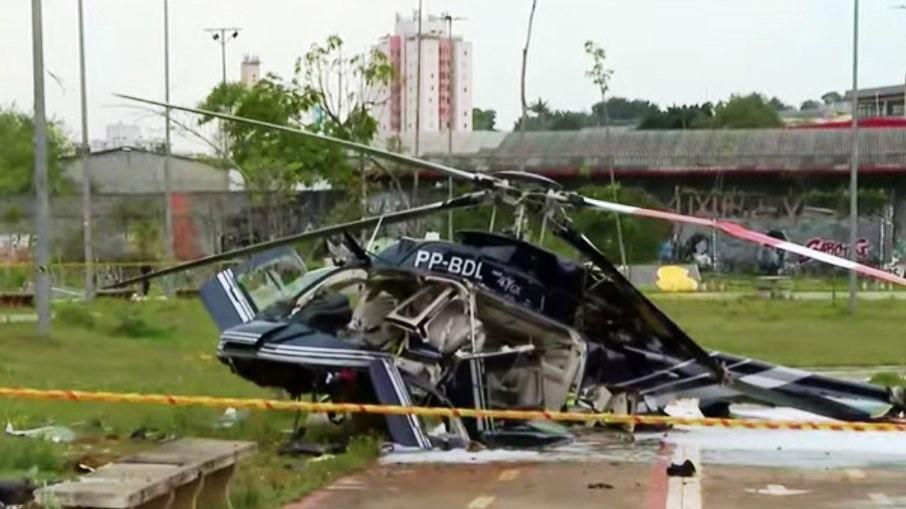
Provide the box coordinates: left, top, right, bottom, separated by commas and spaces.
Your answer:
235, 249, 309, 313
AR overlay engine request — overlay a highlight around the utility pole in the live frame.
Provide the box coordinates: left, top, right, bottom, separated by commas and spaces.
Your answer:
413, 1, 423, 210
78, 0, 93, 300
848, 0, 861, 312
31, 0, 51, 335
163, 0, 175, 278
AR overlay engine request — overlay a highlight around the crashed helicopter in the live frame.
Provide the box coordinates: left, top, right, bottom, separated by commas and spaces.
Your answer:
112, 94, 906, 449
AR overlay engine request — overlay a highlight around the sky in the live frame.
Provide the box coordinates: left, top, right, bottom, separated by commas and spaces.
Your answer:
3, 0, 906, 152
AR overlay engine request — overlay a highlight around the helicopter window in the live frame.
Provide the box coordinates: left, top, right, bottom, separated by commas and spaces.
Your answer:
236, 255, 308, 313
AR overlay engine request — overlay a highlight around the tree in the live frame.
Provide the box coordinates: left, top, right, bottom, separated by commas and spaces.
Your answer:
593, 97, 659, 124
584, 41, 614, 127
767, 96, 790, 112
712, 94, 782, 128
513, 105, 594, 131
199, 35, 391, 201
639, 103, 714, 129
472, 108, 497, 130
528, 98, 551, 117
0, 109, 70, 196
567, 185, 671, 263
518, 0, 539, 171
800, 99, 821, 111
821, 91, 843, 105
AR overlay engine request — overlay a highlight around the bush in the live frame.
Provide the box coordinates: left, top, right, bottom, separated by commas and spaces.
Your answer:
55, 304, 96, 329
111, 309, 167, 338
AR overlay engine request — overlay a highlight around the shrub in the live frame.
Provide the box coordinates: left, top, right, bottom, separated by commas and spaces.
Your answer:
111, 309, 167, 338
55, 304, 96, 329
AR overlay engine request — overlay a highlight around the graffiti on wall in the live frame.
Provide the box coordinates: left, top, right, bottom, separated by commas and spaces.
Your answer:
672, 216, 886, 275
802, 237, 871, 262
0, 234, 30, 262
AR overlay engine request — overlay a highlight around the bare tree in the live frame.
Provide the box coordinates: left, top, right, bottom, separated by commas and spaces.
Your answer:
584, 40, 626, 268
518, 0, 538, 171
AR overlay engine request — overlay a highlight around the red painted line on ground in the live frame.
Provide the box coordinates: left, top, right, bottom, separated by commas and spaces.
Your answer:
646, 441, 672, 509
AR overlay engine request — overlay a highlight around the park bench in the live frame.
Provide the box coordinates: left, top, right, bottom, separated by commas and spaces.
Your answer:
0, 292, 33, 307
35, 438, 256, 509
755, 275, 793, 300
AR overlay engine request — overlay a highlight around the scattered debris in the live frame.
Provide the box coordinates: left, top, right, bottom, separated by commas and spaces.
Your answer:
74, 454, 109, 473
4, 422, 76, 443
309, 454, 336, 463
129, 426, 169, 442
587, 482, 614, 490
278, 440, 346, 457
0, 479, 36, 507
744, 484, 810, 496
666, 460, 697, 478
214, 407, 249, 428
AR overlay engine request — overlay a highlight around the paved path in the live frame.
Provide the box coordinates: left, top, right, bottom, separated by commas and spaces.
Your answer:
288, 422, 906, 509
287, 450, 906, 509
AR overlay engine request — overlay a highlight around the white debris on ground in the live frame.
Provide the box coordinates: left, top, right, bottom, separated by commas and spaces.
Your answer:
381, 405, 906, 469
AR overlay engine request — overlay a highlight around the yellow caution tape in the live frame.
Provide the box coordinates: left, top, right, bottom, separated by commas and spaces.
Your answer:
0, 386, 904, 432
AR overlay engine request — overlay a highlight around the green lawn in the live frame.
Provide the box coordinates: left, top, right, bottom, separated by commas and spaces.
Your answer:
650, 296, 906, 367
0, 298, 377, 509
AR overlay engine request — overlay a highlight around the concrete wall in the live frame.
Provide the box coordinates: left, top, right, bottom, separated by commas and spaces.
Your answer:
0, 191, 343, 262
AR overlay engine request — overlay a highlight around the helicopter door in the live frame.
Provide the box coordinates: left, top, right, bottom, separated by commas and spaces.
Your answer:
200, 267, 257, 332
368, 359, 432, 449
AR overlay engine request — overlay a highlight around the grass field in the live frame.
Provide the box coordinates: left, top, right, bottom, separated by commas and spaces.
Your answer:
1, 295, 904, 507
650, 296, 906, 367
0, 298, 378, 508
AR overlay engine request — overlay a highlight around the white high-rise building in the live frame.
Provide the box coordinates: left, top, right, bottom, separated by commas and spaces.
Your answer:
370, 11, 473, 137
241, 55, 261, 87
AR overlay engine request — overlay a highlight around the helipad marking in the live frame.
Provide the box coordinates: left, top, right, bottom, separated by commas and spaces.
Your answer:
665, 445, 701, 509
745, 484, 810, 496
497, 469, 520, 482
467, 495, 496, 509
868, 493, 894, 506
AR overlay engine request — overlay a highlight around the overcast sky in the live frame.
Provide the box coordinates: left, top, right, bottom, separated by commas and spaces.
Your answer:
3, 0, 906, 151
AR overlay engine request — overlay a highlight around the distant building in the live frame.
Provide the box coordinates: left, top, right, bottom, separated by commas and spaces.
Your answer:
106, 123, 141, 146
846, 84, 906, 118
91, 123, 163, 152
241, 55, 261, 87
370, 11, 473, 138
64, 147, 230, 194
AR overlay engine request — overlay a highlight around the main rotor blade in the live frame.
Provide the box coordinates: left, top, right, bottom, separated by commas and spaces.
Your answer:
105, 191, 489, 289
577, 195, 906, 287
115, 94, 498, 187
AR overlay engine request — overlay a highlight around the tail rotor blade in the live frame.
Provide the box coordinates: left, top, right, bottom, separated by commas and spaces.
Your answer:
579, 195, 906, 287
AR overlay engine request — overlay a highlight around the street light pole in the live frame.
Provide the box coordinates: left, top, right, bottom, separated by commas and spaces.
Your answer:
205, 27, 241, 158
163, 0, 175, 276
77, 0, 93, 300
848, 0, 860, 313
31, 0, 51, 335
